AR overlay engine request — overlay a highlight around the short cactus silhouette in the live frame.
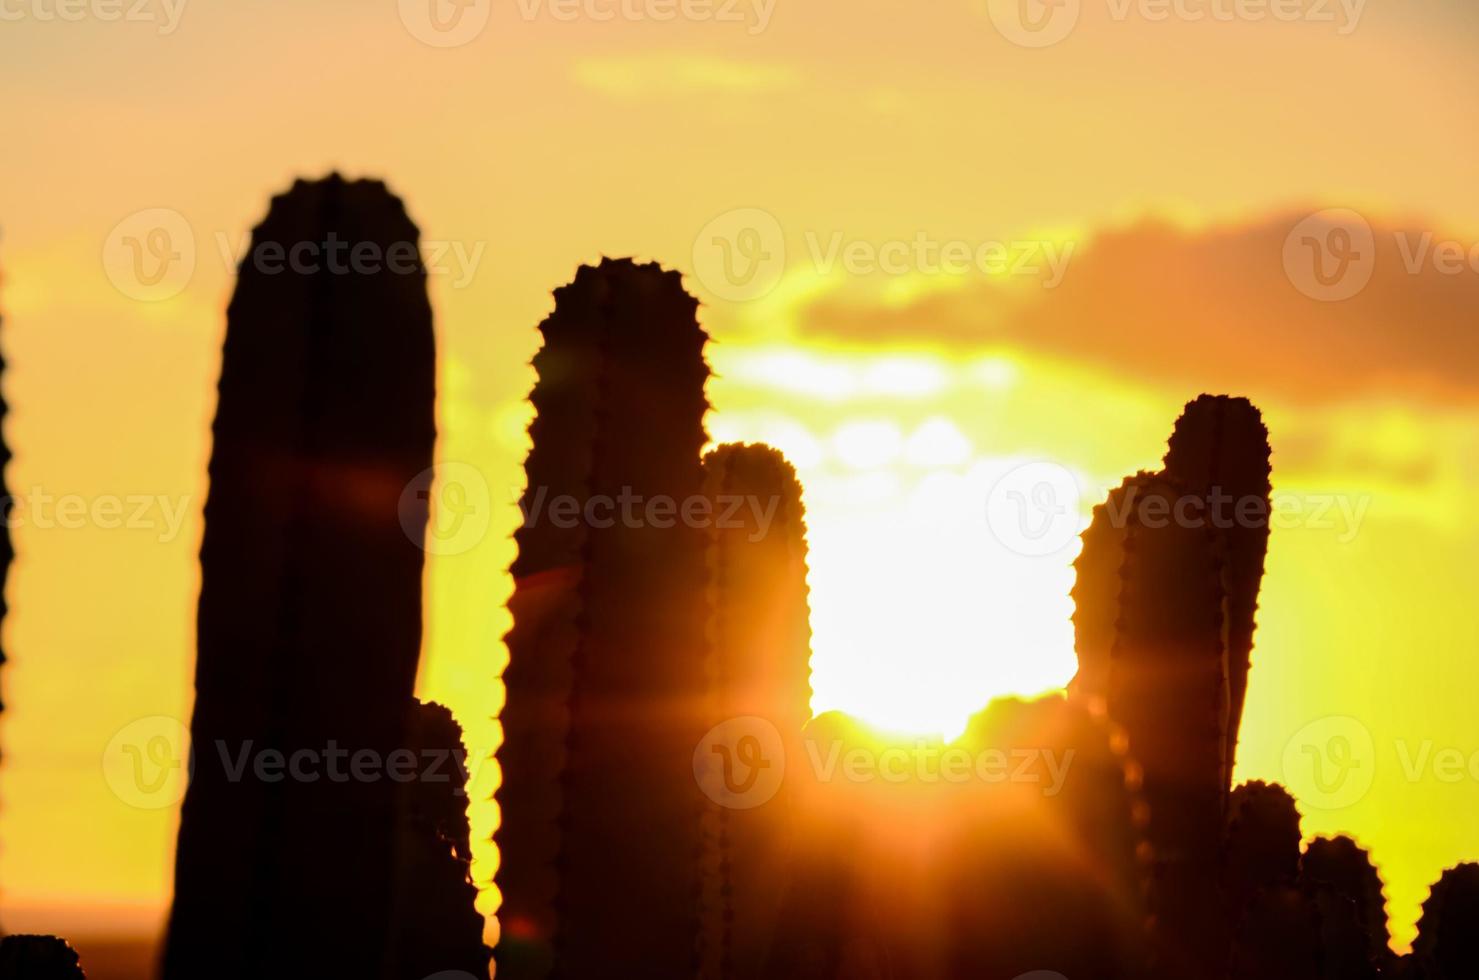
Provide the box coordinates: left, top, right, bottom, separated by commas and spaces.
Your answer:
494, 259, 711, 978
1302, 835, 1394, 972
164, 175, 440, 980
387, 700, 490, 979
1412, 863, 1479, 979
0, 936, 85, 979
1223, 780, 1304, 913
699, 442, 813, 979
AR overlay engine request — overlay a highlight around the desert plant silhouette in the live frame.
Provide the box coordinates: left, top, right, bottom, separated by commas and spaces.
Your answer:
494, 259, 711, 978
162, 175, 478, 980
698, 442, 813, 980
0, 936, 86, 979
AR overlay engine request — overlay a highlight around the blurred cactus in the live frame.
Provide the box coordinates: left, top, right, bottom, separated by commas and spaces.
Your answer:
164, 175, 438, 980
1302, 835, 1394, 973
1223, 780, 1303, 912
494, 259, 711, 978
945, 695, 1149, 978
0, 936, 85, 979
1070, 474, 1139, 702
1162, 394, 1271, 780
1412, 863, 1479, 979
0, 310, 10, 931
387, 700, 490, 979
699, 442, 813, 979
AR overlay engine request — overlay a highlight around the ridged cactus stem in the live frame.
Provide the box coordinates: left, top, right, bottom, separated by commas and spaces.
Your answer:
699, 443, 813, 979
1162, 395, 1271, 781
164, 175, 437, 980
495, 259, 711, 978
1102, 474, 1231, 978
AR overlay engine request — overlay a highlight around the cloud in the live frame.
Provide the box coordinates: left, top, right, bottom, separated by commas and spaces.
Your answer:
572, 55, 801, 99
781, 211, 1479, 405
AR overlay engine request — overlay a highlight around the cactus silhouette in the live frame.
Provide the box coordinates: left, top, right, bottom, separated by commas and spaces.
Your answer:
164, 175, 439, 980
1090, 473, 1231, 977
1070, 475, 1139, 703
0, 312, 10, 935
698, 442, 813, 980
1161, 394, 1271, 780
1223, 780, 1303, 913
1412, 863, 1479, 979
0, 937, 86, 979
1302, 835, 1394, 973
387, 701, 490, 979
494, 259, 711, 978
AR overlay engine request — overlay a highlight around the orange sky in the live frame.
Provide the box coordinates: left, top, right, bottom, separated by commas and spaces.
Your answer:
3, 0, 1479, 957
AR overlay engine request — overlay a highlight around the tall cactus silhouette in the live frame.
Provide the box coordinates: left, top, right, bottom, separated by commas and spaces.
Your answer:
1092, 472, 1231, 978
164, 175, 439, 980
698, 442, 812, 980
0, 310, 11, 929
494, 259, 711, 978
1162, 395, 1271, 779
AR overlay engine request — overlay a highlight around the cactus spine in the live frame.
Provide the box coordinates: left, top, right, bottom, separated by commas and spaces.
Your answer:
164, 175, 439, 980
494, 259, 711, 978
699, 443, 813, 979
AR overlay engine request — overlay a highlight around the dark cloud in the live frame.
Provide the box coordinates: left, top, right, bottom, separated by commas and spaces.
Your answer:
787, 212, 1479, 404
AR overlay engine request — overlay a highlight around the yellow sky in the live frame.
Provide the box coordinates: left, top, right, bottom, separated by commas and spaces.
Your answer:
3, 0, 1479, 957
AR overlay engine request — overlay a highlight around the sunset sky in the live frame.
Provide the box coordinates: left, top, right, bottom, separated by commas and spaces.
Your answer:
3, 0, 1479, 958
